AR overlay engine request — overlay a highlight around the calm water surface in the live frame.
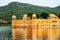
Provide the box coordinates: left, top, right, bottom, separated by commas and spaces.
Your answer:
0, 26, 12, 40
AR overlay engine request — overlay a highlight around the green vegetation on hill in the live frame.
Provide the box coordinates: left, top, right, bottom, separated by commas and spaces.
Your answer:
0, 2, 60, 21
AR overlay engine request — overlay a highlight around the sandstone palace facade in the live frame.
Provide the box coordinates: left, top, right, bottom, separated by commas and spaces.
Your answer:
12, 13, 60, 40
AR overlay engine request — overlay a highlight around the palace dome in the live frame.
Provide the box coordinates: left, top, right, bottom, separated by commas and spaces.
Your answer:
23, 14, 27, 17
32, 14, 36, 17
12, 15, 16, 19
49, 14, 58, 19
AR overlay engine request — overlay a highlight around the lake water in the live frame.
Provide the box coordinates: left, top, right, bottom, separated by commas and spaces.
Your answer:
0, 26, 12, 40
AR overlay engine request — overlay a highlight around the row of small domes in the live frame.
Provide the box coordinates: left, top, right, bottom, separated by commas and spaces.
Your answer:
12, 14, 37, 18
12, 13, 58, 19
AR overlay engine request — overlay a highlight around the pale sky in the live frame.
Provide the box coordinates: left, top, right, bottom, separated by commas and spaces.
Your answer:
0, 0, 60, 7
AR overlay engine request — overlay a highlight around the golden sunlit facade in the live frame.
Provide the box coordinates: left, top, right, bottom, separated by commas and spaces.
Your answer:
12, 14, 60, 40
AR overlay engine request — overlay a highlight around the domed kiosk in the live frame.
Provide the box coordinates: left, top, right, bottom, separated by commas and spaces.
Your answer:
48, 14, 58, 19
12, 15, 16, 20
23, 14, 28, 20
32, 14, 37, 19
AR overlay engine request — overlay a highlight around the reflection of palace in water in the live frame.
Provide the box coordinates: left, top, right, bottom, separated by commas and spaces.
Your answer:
12, 13, 60, 40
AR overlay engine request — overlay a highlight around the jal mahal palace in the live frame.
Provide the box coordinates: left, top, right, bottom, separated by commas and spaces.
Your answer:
12, 13, 60, 40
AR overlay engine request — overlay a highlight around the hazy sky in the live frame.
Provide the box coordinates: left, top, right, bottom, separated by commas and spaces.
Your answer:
0, 0, 60, 7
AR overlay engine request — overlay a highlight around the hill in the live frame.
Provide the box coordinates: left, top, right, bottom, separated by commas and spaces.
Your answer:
0, 2, 60, 21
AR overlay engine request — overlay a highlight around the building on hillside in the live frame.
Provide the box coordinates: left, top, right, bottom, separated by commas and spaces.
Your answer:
0, 19, 7, 23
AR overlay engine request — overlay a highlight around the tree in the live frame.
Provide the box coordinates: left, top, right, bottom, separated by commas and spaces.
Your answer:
50, 12, 57, 16
58, 14, 60, 18
27, 13, 33, 19
40, 12, 49, 19
35, 13, 40, 18
27, 13, 40, 19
